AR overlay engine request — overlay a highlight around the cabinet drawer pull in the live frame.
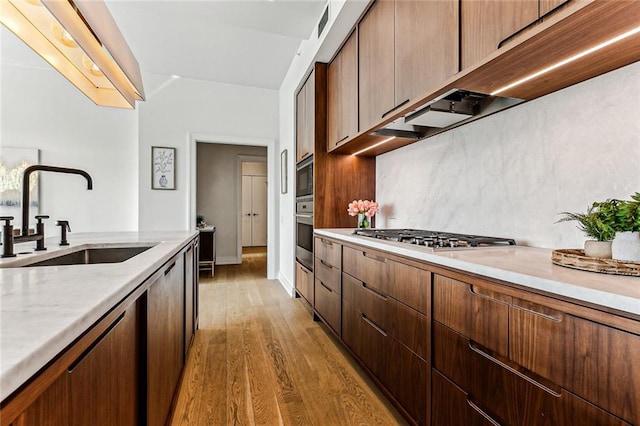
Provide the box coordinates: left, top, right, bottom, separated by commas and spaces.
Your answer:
362, 282, 388, 300
68, 312, 126, 372
363, 251, 387, 263
335, 135, 349, 145
468, 341, 561, 397
381, 99, 410, 118
319, 259, 333, 268
361, 313, 387, 337
468, 285, 509, 305
512, 299, 562, 322
300, 152, 311, 159
164, 261, 176, 275
319, 280, 334, 293
467, 399, 501, 426
300, 267, 309, 275
320, 238, 333, 246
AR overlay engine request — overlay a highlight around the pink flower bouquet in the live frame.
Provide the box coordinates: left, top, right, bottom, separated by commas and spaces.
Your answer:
347, 199, 379, 217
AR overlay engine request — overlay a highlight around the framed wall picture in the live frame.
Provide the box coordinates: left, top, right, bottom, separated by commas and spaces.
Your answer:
152, 146, 176, 190
280, 149, 288, 194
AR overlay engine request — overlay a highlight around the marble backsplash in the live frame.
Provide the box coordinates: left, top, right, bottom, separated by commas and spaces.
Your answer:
376, 62, 640, 249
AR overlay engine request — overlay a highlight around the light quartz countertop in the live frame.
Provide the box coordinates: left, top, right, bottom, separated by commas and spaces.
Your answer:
315, 229, 640, 318
0, 231, 198, 401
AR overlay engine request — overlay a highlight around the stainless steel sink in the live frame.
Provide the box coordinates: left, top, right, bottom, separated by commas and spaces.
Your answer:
22, 246, 154, 267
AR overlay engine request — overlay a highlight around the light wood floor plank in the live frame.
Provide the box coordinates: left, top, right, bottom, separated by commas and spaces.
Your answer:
171, 248, 407, 425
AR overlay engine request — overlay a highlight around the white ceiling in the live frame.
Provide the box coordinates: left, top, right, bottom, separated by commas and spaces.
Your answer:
1, 0, 328, 90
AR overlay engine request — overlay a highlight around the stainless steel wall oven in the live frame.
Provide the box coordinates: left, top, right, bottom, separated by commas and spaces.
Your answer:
295, 199, 313, 271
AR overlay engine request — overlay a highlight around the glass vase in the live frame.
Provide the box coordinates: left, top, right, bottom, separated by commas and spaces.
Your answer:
357, 213, 370, 229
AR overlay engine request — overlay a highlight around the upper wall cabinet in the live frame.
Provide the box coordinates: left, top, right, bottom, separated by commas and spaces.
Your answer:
295, 70, 315, 163
327, 31, 358, 151
358, 0, 459, 132
461, 0, 571, 70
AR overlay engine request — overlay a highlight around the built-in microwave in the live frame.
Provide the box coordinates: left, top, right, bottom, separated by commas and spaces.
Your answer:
296, 156, 313, 199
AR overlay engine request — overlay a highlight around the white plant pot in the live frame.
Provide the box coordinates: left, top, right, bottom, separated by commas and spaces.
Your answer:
611, 231, 640, 262
583, 240, 612, 259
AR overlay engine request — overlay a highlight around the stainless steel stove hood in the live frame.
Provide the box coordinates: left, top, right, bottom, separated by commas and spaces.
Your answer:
375, 89, 524, 140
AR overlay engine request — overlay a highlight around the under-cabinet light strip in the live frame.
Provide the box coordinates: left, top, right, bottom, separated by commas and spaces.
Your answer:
491, 25, 640, 96
351, 136, 396, 156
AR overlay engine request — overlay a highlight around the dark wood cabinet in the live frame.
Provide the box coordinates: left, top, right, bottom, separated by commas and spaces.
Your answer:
433, 322, 628, 425
327, 30, 358, 150
296, 70, 315, 163
313, 237, 342, 336
340, 241, 430, 425
147, 254, 185, 426
9, 298, 142, 426
295, 261, 314, 307
185, 243, 196, 356
3, 238, 199, 426
394, 0, 458, 104
358, 0, 458, 132
67, 302, 141, 426
433, 272, 640, 425
460, 0, 539, 69
358, 0, 395, 132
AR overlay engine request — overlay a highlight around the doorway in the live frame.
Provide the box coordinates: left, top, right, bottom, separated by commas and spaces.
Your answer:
195, 143, 268, 270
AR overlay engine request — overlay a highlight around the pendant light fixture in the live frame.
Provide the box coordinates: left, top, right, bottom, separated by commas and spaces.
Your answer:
1, 0, 145, 108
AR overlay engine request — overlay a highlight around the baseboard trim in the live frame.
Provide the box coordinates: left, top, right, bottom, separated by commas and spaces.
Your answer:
278, 272, 295, 297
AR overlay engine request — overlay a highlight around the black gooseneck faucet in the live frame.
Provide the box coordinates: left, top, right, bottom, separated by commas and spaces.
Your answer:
1, 165, 93, 258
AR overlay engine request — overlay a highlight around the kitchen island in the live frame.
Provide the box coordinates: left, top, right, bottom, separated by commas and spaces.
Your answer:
0, 231, 199, 425
312, 228, 640, 426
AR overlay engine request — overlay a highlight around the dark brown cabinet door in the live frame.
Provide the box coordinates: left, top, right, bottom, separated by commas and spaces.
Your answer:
395, 0, 459, 105
461, 0, 538, 69
295, 72, 315, 163
68, 301, 141, 426
314, 278, 341, 335
342, 299, 427, 425
184, 244, 195, 356
431, 369, 499, 426
147, 255, 185, 426
510, 298, 640, 425
295, 261, 314, 306
358, 0, 395, 132
433, 322, 630, 426
327, 30, 358, 150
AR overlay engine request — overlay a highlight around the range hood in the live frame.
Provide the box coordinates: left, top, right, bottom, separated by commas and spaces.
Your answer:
375, 89, 524, 140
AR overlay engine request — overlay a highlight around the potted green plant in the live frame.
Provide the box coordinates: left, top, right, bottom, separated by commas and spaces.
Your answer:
611, 192, 640, 262
557, 201, 618, 258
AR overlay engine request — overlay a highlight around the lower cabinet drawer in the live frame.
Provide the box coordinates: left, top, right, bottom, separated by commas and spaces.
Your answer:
315, 257, 341, 294
314, 278, 341, 335
343, 300, 427, 425
295, 262, 313, 306
431, 369, 499, 426
433, 322, 630, 426
342, 272, 428, 360
343, 246, 429, 314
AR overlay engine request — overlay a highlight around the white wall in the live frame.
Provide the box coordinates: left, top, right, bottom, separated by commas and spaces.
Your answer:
137, 76, 279, 231
277, 0, 370, 295
1, 61, 138, 237
376, 61, 640, 249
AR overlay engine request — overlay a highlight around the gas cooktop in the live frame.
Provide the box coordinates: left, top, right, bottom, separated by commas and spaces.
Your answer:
352, 229, 516, 249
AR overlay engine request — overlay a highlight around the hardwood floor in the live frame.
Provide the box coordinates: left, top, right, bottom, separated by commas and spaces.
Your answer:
171, 249, 407, 425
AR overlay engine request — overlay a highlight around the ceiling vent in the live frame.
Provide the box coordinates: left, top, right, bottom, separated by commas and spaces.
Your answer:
318, 5, 329, 39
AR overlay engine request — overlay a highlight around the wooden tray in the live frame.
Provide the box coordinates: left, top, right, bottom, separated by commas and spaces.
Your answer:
552, 249, 640, 276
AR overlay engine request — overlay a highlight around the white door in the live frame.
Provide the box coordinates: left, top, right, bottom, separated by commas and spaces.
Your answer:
241, 175, 252, 247
241, 175, 268, 247
251, 177, 268, 246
